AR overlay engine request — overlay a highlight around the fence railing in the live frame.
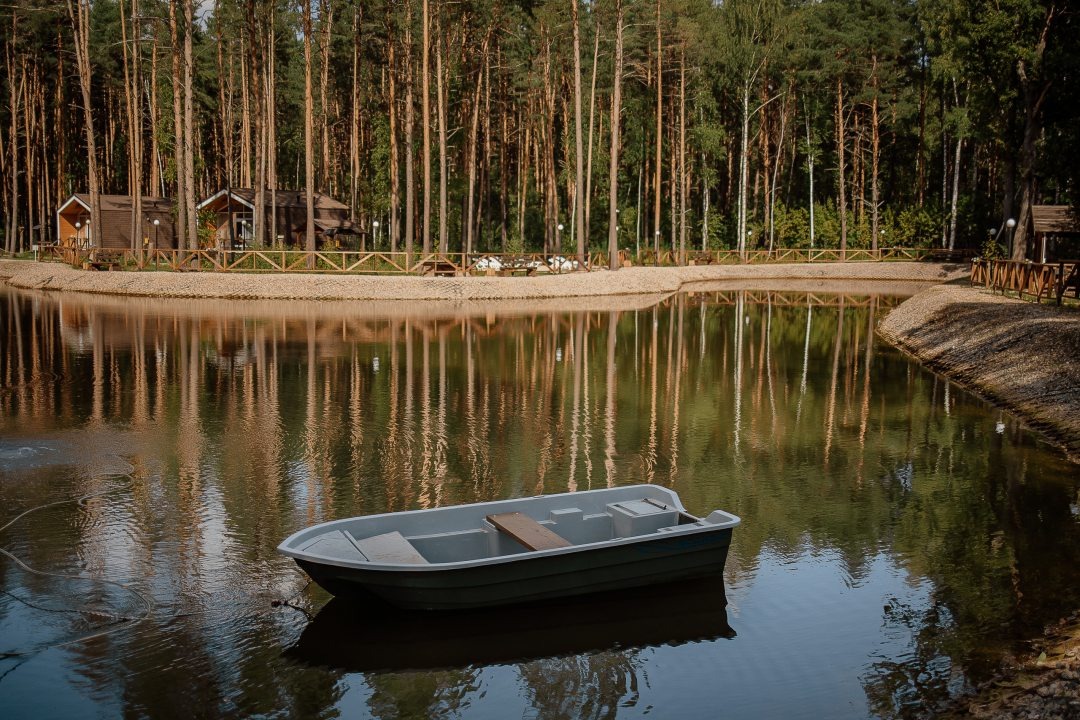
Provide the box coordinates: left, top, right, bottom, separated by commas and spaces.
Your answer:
970, 258, 1080, 305
38, 244, 970, 275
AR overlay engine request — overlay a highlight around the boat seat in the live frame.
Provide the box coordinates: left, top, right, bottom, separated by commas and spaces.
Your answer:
350, 530, 429, 565
486, 512, 572, 551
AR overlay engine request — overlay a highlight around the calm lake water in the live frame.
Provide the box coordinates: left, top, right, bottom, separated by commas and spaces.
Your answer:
1, 283, 1078, 719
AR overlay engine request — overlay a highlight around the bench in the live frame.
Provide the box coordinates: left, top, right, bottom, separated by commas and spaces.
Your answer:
82, 260, 121, 271
420, 260, 459, 277
348, 530, 429, 564
498, 266, 537, 277
486, 512, 572, 551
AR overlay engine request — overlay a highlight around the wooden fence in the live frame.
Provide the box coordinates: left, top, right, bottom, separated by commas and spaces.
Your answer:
970, 258, 1080, 305
39, 244, 969, 275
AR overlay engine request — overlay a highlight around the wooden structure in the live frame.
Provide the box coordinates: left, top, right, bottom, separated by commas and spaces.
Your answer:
39, 244, 956, 276
1029, 205, 1080, 262
971, 258, 1080, 305
56, 194, 175, 250
197, 188, 358, 249
487, 512, 572, 551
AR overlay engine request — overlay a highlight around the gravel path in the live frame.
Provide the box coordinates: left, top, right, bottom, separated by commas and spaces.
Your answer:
879, 283, 1080, 461
0, 259, 965, 301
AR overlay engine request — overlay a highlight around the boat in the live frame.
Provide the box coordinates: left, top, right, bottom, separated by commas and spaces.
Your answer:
278, 484, 740, 610
288, 576, 735, 672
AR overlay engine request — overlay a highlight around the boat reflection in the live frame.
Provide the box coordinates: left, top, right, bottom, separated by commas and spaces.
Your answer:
288, 576, 735, 673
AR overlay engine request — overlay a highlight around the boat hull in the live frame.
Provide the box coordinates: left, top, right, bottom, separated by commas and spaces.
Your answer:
296, 525, 734, 610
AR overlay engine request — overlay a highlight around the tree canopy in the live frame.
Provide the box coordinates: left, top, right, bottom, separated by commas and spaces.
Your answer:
1, 0, 1076, 258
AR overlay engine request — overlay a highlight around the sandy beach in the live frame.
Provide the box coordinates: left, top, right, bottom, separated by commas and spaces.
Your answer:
0, 258, 966, 301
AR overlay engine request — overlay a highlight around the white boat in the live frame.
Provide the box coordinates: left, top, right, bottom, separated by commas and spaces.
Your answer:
278, 484, 740, 610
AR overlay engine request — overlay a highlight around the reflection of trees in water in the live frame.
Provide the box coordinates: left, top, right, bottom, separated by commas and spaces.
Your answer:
3, 288, 1080, 717
518, 651, 642, 720
366, 669, 479, 720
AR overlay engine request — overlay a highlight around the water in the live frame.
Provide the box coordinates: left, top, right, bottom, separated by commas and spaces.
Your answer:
1, 283, 1078, 719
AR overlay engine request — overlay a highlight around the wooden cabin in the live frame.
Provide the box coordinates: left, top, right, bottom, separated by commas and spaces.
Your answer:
197, 188, 358, 249
56, 194, 176, 250
1029, 205, 1080, 262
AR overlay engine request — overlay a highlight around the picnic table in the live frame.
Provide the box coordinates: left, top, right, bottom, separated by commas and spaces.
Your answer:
420, 260, 459, 277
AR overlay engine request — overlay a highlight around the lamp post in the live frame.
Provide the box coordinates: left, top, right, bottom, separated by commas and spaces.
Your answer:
152, 218, 160, 250
1006, 217, 1017, 259
372, 220, 380, 250
74, 221, 82, 248
557, 223, 564, 255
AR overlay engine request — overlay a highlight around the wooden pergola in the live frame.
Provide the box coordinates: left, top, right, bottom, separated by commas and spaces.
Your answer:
1030, 205, 1080, 262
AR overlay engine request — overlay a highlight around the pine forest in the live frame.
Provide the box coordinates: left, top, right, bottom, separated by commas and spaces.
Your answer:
0, 0, 1076, 261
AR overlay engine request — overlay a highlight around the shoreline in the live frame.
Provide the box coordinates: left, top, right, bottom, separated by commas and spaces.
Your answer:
879, 283, 1080, 462
882, 286, 1080, 718
0, 259, 965, 302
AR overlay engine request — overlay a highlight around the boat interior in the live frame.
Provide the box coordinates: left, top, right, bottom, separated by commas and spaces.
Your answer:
289, 487, 719, 566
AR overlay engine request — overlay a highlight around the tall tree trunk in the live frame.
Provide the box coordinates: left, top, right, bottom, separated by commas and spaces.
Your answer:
435, 6, 448, 252
653, 0, 662, 255
183, 0, 196, 249
421, 0, 432, 254
836, 77, 847, 254
737, 79, 750, 258
805, 104, 815, 247
350, 6, 361, 228
303, 0, 316, 262
388, 7, 399, 251
1011, 6, 1055, 260
678, 46, 686, 265
404, 0, 416, 265
150, 36, 160, 196
571, 0, 586, 265
119, 0, 135, 249
768, 91, 788, 252
607, 0, 624, 271
585, 24, 600, 244
268, 8, 277, 245
871, 69, 881, 251
465, 36, 490, 258
499, 46, 508, 254
319, 0, 332, 195
170, 0, 186, 249
67, 0, 101, 250
947, 79, 963, 253
132, 0, 143, 253
6, 30, 21, 253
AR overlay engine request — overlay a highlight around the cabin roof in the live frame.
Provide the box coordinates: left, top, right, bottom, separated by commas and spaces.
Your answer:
1031, 205, 1080, 235
59, 194, 174, 213
198, 188, 350, 212
61, 194, 174, 214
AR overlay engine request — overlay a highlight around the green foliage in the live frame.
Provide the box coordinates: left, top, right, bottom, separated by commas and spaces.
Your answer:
1, 0, 1077, 254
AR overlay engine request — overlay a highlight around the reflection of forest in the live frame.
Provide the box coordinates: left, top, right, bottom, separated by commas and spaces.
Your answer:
1, 287, 1078, 718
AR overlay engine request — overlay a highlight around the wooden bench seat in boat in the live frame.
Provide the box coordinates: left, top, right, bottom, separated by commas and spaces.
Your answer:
349, 530, 429, 564
486, 512, 572, 551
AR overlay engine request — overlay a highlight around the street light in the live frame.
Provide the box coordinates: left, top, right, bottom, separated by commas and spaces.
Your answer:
1006, 217, 1017, 258
557, 223, 564, 252
372, 220, 380, 249
152, 218, 160, 249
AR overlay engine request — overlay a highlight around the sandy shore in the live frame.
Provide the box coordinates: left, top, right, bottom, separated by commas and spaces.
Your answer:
880, 284, 1080, 460
0, 259, 965, 301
